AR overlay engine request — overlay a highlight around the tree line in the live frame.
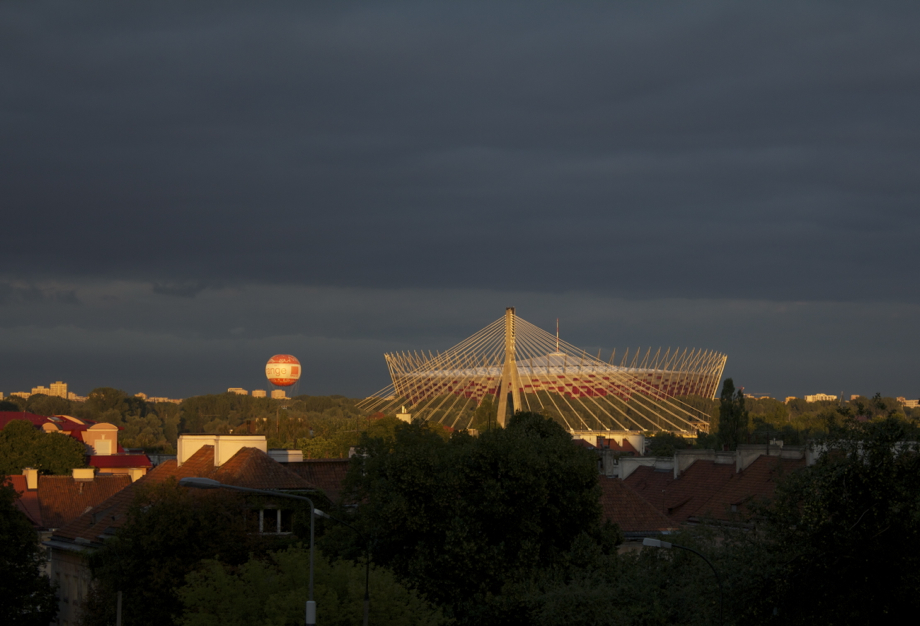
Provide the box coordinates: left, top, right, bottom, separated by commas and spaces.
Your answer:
50, 411, 919, 625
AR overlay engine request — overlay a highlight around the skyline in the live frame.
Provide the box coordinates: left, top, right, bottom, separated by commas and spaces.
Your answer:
2, 2, 919, 400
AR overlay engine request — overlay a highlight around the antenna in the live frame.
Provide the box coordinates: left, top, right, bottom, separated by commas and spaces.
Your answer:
556, 318, 560, 352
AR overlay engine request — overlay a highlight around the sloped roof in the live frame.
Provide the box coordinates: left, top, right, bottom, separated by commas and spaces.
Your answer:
596, 437, 640, 455
624, 461, 736, 523
0, 412, 49, 430
285, 459, 350, 502
693, 455, 805, 521
598, 476, 676, 534
624, 455, 806, 524
89, 455, 152, 469
38, 474, 132, 530
213, 448, 313, 490
610, 439, 640, 455
50, 445, 315, 547
51, 446, 216, 545
622, 466, 676, 513
6, 475, 43, 527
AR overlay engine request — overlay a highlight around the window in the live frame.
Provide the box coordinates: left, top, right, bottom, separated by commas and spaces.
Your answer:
258, 508, 294, 534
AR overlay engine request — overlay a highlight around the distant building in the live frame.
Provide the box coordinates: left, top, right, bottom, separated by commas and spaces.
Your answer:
784, 396, 797, 404
270, 390, 287, 400
804, 393, 837, 403
31, 385, 52, 396
228, 388, 248, 395
0, 412, 152, 481
896, 397, 919, 409
251, 389, 266, 398
11, 391, 30, 400
145, 396, 182, 404
50, 382, 68, 398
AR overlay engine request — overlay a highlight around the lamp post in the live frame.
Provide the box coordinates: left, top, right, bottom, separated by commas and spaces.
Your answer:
642, 537, 723, 626
178, 477, 319, 626
314, 509, 371, 626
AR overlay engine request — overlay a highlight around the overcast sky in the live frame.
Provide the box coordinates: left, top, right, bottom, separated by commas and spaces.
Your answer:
1, 1, 918, 400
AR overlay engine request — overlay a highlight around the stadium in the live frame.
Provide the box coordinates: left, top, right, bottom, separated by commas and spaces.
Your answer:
360, 308, 726, 435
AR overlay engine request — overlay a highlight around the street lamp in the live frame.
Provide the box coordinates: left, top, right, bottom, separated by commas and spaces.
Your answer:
314, 509, 371, 626
179, 477, 319, 626
642, 537, 723, 626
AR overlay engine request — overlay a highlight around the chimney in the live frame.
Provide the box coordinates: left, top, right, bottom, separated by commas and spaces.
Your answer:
23, 467, 38, 490
72, 468, 96, 482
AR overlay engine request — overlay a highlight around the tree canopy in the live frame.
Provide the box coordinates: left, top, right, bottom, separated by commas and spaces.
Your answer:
0, 480, 58, 625
0, 419, 88, 475
80, 480, 271, 626
716, 378, 749, 450
735, 416, 920, 624
179, 545, 448, 626
331, 411, 616, 622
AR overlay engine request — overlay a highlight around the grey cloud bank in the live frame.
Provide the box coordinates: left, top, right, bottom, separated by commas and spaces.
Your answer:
1, 2, 918, 399
0, 280, 916, 400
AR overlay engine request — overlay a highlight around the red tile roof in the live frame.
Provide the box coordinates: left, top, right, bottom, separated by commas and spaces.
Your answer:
693, 455, 806, 521
625, 461, 736, 523
89, 455, 152, 469
52, 446, 218, 545
285, 459, 350, 502
598, 476, 677, 533
5, 475, 43, 527
37, 474, 132, 530
5, 473, 133, 530
213, 448, 313, 490
596, 437, 640, 455
51, 446, 316, 547
622, 466, 675, 514
0, 412, 49, 430
624, 455, 807, 524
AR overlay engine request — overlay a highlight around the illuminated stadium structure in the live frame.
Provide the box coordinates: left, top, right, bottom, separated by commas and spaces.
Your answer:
359, 308, 727, 434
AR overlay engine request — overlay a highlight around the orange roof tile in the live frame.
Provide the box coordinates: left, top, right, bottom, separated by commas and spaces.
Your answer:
694, 455, 805, 521
624, 461, 736, 523
622, 466, 675, 513
285, 459, 350, 502
6, 475, 43, 527
213, 448, 313, 490
598, 476, 677, 534
50, 445, 315, 548
37, 474, 132, 530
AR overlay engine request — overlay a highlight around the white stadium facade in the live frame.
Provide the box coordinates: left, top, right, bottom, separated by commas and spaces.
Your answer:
360, 308, 727, 435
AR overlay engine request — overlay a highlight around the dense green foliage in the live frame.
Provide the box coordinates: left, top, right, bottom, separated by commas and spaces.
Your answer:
481, 416, 920, 626
716, 378, 749, 450
0, 419, 88, 475
328, 412, 619, 624
69, 404, 920, 626
0, 480, 59, 625
11, 387, 373, 456
179, 545, 448, 626
644, 431, 691, 456
735, 416, 920, 624
80, 480, 278, 626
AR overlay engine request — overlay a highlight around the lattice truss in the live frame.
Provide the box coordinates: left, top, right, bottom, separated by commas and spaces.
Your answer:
359, 310, 727, 434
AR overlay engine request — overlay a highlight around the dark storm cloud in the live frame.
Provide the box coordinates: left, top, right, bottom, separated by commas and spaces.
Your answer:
2, 1, 918, 302
0, 280, 917, 399
1, 2, 919, 400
